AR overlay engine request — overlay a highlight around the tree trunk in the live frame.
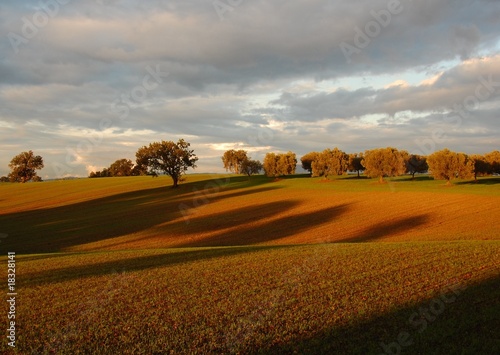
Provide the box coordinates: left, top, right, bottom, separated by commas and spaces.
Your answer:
172, 175, 179, 188
379, 176, 384, 183
357, 170, 360, 178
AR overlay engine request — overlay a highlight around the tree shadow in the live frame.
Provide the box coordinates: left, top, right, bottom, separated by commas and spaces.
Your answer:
260, 272, 500, 354
0, 176, 282, 254
455, 177, 500, 185
396, 175, 433, 182
343, 175, 369, 180
21, 245, 295, 287
338, 214, 430, 243
179, 203, 352, 247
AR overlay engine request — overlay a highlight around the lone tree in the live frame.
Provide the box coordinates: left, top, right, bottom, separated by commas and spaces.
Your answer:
222, 149, 248, 175
362, 147, 406, 183
312, 148, 349, 179
263, 151, 296, 178
427, 148, 473, 185
300, 152, 319, 175
241, 159, 263, 176
8, 150, 44, 183
135, 139, 198, 187
348, 153, 364, 177
405, 154, 428, 179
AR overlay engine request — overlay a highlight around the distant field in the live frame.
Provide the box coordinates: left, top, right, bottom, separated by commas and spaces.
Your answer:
0, 174, 499, 353
0, 174, 499, 253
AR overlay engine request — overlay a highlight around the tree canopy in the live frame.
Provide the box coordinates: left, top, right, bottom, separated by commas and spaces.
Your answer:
135, 139, 198, 187
263, 152, 296, 178
312, 148, 349, 179
8, 150, 44, 183
362, 147, 406, 183
405, 154, 428, 179
221, 149, 248, 175
427, 149, 473, 184
300, 152, 319, 174
347, 153, 364, 178
240, 159, 263, 176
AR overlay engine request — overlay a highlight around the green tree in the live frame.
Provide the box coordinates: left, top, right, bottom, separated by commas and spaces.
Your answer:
135, 139, 198, 187
312, 148, 348, 179
241, 159, 263, 176
362, 147, 406, 183
348, 153, 364, 177
427, 148, 473, 185
109, 159, 134, 177
222, 150, 248, 175
300, 152, 319, 175
405, 154, 428, 180
469, 154, 489, 181
8, 150, 44, 183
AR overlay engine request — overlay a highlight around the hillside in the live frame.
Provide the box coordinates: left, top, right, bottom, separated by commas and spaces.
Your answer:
1, 174, 499, 253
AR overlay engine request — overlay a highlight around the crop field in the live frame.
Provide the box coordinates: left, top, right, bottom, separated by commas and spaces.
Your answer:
1, 174, 499, 353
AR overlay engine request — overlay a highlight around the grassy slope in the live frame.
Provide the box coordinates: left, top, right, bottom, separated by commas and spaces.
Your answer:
0, 174, 499, 253
1, 175, 499, 353
6, 243, 500, 354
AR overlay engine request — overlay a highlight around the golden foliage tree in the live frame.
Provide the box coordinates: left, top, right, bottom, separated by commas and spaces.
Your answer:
263, 152, 296, 178
221, 150, 248, 175
484, 150, 500, 174
362, 147, 406, 183
427, 148, 473, 185
312, 148, 349, 179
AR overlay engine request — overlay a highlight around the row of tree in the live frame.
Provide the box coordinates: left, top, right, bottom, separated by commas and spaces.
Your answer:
221, 147, 500, 185
3, 142, 499, 186
300, 148, 500, 184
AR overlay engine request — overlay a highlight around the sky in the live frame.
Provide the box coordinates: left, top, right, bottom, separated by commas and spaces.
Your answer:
1, 0, 500, 179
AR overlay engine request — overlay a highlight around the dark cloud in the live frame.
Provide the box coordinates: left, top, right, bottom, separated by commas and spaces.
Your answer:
0, 0, 499, 177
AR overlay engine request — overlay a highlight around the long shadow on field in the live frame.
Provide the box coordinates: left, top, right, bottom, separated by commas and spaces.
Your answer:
259, 272, 500, 354
21, 246, 293, 287
98, 200, 304, 250
338, 214, 430, 243
178, 203, 352, 247
0, 176, 282, 254
455, 177, 500, 185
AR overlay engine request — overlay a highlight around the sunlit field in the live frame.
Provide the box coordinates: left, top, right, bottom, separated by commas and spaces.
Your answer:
1, 174, 499, 353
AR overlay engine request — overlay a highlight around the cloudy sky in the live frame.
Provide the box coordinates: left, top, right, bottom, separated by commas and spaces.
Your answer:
1, 0, 500, 178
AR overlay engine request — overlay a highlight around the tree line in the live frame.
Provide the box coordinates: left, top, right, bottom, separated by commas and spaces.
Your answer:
223, 147, 500, 185
2, 140, 499, 187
